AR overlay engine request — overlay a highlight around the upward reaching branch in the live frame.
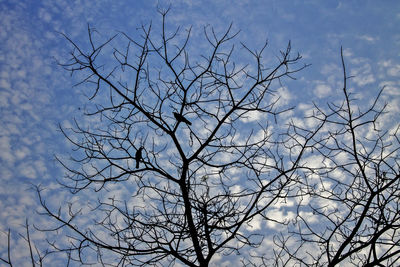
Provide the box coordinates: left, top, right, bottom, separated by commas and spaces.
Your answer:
270, 48, 400, 267
38, 9, 308, 266
2, 8, 398, 267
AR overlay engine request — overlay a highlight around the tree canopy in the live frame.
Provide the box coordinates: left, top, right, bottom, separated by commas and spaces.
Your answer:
1, 8, 399, 267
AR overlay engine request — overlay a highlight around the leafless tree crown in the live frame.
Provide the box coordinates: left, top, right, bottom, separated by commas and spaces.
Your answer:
1, 9, 399, 267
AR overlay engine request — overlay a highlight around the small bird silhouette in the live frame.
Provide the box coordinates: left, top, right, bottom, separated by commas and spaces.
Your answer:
173, 112, 192, 126
135, 147, 143, 169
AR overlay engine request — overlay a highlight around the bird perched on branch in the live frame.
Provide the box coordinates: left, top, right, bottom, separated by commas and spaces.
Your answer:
173, 112, 192, 126
135, 147, 143, 169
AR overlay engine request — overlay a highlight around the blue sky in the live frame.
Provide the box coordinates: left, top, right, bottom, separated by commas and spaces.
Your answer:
1, 0, 399, 265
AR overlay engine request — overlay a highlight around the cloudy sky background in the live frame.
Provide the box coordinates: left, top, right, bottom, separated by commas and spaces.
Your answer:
1, 0, 400, 265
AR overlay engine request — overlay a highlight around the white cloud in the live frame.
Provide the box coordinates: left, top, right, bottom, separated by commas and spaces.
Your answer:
357, 35, 377, 42
350, 60, 375, 86
240, 110, 262, 123
0, 78, 11, 90
0, 1, 399, 265
265, 209, 295, 229
274, 86, 293, 106
0, 136, 14, 165
379, 60, 400, 77
245, 215, 263, 231
301, 154, 326, 169
342, 48, 353, 58
18, 163, 38, 179
380, 81, 400, 96
15, 146, 30, 160
352, 74, 375, 86
313, 82, 332, 98
388, 65, 400, 77
299, 211, 318, 223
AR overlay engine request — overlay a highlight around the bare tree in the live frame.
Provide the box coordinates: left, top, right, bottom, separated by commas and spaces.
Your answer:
33, 8, 310, 266
3, 8, 398, 267
266, 49, 400, 266
0, 219, 52, 267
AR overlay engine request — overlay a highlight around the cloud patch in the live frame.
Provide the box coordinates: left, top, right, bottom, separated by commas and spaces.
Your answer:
313, 82, 332, 98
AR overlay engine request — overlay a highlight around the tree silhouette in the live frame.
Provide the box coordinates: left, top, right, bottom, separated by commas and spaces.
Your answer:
1, 8, 399, 267
253, 49, 400, 266
37, 8, 308, 266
